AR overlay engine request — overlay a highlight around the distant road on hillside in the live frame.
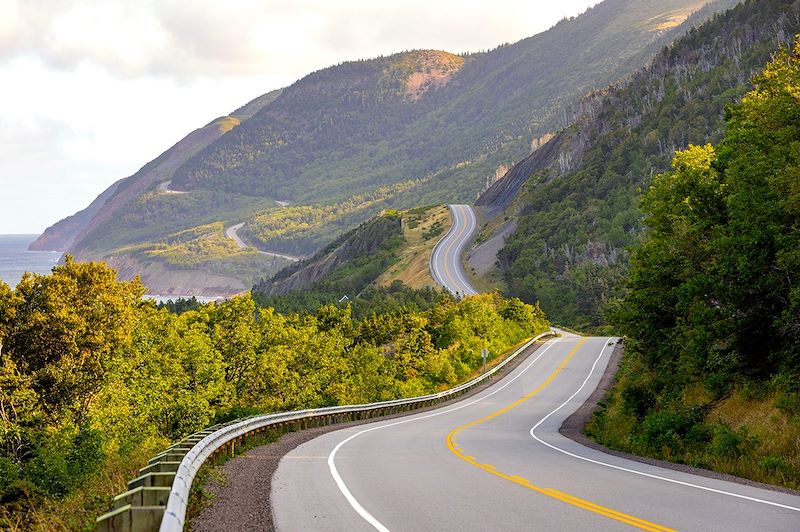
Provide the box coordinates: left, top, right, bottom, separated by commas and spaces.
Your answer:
430, 204, 479, 297
225, 223, 300, 262
157, 181, 187, 194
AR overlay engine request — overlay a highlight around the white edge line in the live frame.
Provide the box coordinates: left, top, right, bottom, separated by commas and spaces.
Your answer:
529, 338, 800, 514
327, 337, 563, 531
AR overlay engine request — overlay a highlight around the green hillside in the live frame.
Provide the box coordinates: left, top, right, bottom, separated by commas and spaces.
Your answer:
483, 0, 800, 330
252, 207, 452, 317
50, 0, 732, 290
588, 37, 800, 489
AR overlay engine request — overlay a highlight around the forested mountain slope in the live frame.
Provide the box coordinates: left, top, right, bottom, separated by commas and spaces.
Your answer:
589, 37, 800, 489
31, 90, 283, 255
36, 0, 734, 295
477, 0, 800, 330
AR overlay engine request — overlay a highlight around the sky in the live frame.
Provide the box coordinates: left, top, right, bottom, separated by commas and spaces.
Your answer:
0, 0, 601, 234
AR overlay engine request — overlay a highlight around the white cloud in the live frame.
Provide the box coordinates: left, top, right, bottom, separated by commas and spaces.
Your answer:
0, 0, 601, 78
0, 0, 600, 233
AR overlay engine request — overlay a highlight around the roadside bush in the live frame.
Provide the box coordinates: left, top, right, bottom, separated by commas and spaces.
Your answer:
24, 426, 104, 498
621, 382, 655, 419
710, 425, 754, 460
634, 411, 695, 456
758, 455, 793, 480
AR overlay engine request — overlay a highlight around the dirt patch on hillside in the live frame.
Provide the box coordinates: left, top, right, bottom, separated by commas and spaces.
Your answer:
467, 219, 516, 277
399, 51, 465, 101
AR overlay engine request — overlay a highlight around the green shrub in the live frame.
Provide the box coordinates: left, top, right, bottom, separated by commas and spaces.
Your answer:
621, 383, 655, 419
0, 457, 19, 493
635, 411, 694, 455
758, 455, 793, 478
24, 426, 105, 498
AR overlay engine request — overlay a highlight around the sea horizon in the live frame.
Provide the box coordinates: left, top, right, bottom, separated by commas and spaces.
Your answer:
0, 234, 223, 302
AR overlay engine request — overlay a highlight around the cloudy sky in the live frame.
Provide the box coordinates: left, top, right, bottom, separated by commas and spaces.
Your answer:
0, 0, 600, 234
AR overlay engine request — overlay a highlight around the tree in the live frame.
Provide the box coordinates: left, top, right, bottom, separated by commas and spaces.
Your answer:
4, 257, 145, 423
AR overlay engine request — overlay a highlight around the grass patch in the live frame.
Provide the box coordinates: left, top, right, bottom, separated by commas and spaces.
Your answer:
585, 348, 800, 490
376, 205, 450, 289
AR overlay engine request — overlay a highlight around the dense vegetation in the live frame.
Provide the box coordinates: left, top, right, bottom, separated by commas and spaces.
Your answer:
587, 41, 800, 488
253, 211, 412, 314
495, 0, 800, 331
242, 180, 422, 256
0, 259, 548, 529
56, 0, 727, 284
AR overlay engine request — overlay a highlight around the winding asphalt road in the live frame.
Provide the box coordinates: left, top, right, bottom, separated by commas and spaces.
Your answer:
270, 203, 800, 531
225, 222, 300, 262
272, 336, 800, 531
430, 204, 478, 296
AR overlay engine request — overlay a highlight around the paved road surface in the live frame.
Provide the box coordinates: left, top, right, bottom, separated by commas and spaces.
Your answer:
270, 202, 799, 530
157, 180, 187, 194
430, 204, 479, 297
272, 336, 800, 531
225, 222, 300, 262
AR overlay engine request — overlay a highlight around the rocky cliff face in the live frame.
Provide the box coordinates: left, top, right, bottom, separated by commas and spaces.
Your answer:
99, 254, 247, 297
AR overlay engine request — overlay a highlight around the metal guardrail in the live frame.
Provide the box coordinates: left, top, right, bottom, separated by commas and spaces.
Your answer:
96, 330, 556, 532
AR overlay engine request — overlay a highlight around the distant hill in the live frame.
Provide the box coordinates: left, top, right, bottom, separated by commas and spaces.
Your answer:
35, 0, 732, 295
251, 206, 453, 316
473, 0, 800, 330
254, 211, 404, 297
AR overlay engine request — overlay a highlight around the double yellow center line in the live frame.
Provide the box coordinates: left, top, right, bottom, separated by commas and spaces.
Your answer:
446, 339, 674, 532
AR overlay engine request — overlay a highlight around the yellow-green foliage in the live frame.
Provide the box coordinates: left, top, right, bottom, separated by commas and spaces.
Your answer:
120, 222, 251, 267
589, 37, 800, 491
243, 179, 424, 254
0, 261, 548, 529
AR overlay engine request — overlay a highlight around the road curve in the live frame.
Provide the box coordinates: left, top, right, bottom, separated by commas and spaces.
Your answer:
430, 204, 479, 297
225, 222, 300, 262
157, 180, 187, 194
271, 336, 800, 531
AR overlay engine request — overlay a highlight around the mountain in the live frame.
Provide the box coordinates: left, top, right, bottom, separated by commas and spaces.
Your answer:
250, 203, 448, 313
473, 0, 800, 330
30, 89, 283, 255
254, 211, 404, 297
36, 0, 732, 296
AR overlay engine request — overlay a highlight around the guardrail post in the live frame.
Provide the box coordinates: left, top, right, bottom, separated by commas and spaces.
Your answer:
96, 504, 165, 532
112, 486, 171, 509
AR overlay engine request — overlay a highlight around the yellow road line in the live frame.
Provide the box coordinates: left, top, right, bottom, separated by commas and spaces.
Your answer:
446, 339, 675, 532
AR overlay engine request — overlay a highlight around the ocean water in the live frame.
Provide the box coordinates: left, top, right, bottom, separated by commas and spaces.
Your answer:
0, 234, 62, 287
0, 235, 226, 303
